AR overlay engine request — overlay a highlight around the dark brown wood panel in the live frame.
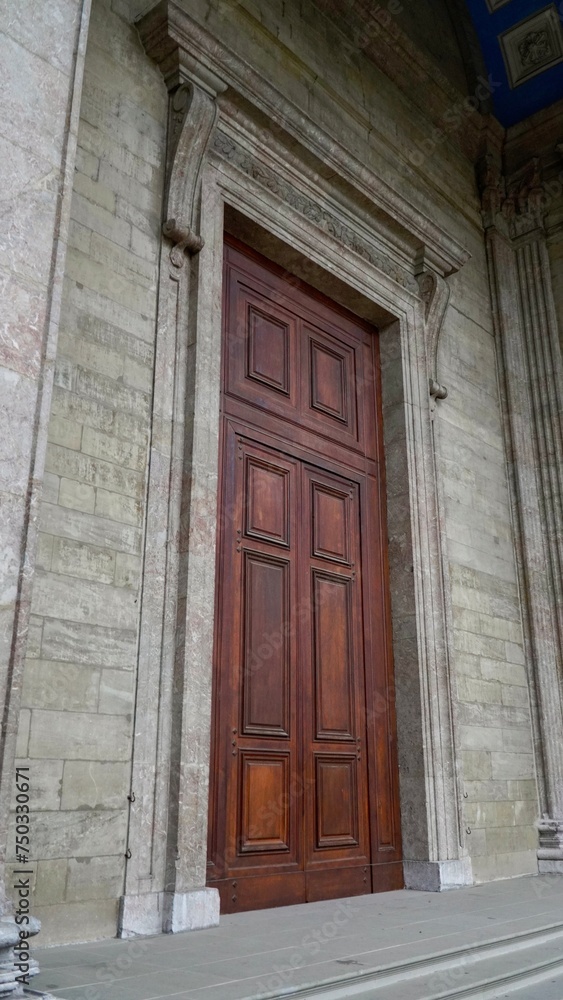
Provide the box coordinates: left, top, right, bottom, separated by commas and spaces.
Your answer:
239, 751, 291, 852
207, 236, 402, 914
312, 572, 354, 740
315, 755, 359, 848
242, 554, 290, 737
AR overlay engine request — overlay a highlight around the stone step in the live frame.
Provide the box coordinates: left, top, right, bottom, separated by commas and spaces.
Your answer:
260, 921, 563, 1000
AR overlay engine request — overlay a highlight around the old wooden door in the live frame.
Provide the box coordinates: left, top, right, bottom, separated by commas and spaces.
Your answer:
207, 237, 402, 913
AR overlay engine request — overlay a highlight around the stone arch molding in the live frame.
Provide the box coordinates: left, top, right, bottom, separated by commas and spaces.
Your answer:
119, 0, 471, 936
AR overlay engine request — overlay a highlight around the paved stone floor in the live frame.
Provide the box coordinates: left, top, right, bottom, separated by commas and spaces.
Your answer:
32, 876, 563, 1000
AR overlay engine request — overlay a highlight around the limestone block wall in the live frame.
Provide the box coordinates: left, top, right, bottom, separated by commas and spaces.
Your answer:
10, 0, 167, 945
8, 0, 546, 947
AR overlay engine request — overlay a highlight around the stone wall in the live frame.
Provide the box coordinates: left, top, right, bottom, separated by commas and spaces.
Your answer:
9, 0, 549, 946
10, 0, 167, 945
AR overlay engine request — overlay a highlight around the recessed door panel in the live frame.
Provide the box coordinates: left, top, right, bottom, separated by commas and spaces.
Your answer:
312, 483, 351, 564
312, 572, 354, 741
247, 307, 290, 395
243, 553, 290, 737
244, 455, 290, 547
239, 752, 291, 853
315, 755, 359, 848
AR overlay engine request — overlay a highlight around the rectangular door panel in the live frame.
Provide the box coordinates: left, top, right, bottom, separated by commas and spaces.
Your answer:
312, 482, 352, 565
301, 321, 360, 452
224, 260, 299, 419
244, 455, 291, 548
315, 754, 359, 849
248, 306, 291, 395
239, 751, 291, 853
243, 553, 291, 737
312, 571, 355, 741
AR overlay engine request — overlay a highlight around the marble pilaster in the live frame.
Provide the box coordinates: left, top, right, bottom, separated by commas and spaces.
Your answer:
481, 155, 563, 872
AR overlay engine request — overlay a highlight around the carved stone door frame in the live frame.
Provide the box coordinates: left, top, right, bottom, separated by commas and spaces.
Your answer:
119, 0, 472, 936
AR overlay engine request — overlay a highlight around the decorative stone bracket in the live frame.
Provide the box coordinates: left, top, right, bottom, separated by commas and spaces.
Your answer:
162, 218, 204, 267
161, 78, 223, 269
416, 270, 450, 412
139, 7, 228, 270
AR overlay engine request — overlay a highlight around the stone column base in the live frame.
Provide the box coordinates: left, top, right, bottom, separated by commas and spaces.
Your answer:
537, 817, 563, 875
163, 889, 220, 934
0, 915, 40, 997
538, 860, 563, 874
403, 858, 473, 891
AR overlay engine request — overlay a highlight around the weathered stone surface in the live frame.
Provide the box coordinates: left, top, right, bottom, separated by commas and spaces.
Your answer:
34, 860, 68, 907
33, 899, 119, 947
51, 537, 116, 584
28, 711, 131, 761
31, 572, 138, 630
66, 855, 124, 901
40, 502, 142, 555
41, 618, 136, 668
7, 0, 165, 949
12, 759, 63, 811
98, 669, 134, 715
21, 660, 100, 713
27, 809, 128, 859
61, 761, 129, 810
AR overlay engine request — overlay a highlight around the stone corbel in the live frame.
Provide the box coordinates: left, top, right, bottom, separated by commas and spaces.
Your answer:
138, 3, 227, 271
416, 270, 450, 413
162, 78, 221, 270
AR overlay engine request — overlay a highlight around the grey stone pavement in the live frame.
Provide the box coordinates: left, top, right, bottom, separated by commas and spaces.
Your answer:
31, 876, 563, 1000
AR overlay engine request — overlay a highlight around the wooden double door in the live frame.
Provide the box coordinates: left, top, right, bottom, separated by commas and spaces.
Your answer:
207, 237, 402, 913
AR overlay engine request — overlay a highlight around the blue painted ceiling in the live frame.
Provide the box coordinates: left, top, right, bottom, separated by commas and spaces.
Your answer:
464, 0, 563, 126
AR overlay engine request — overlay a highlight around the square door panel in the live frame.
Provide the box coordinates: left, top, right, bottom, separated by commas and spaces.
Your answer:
315, 755, 359, 849
239, 751, 291, 853
242, 553, 290, 737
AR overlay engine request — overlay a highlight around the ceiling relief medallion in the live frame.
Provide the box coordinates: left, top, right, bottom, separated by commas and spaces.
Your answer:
499, 5, 563, 88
